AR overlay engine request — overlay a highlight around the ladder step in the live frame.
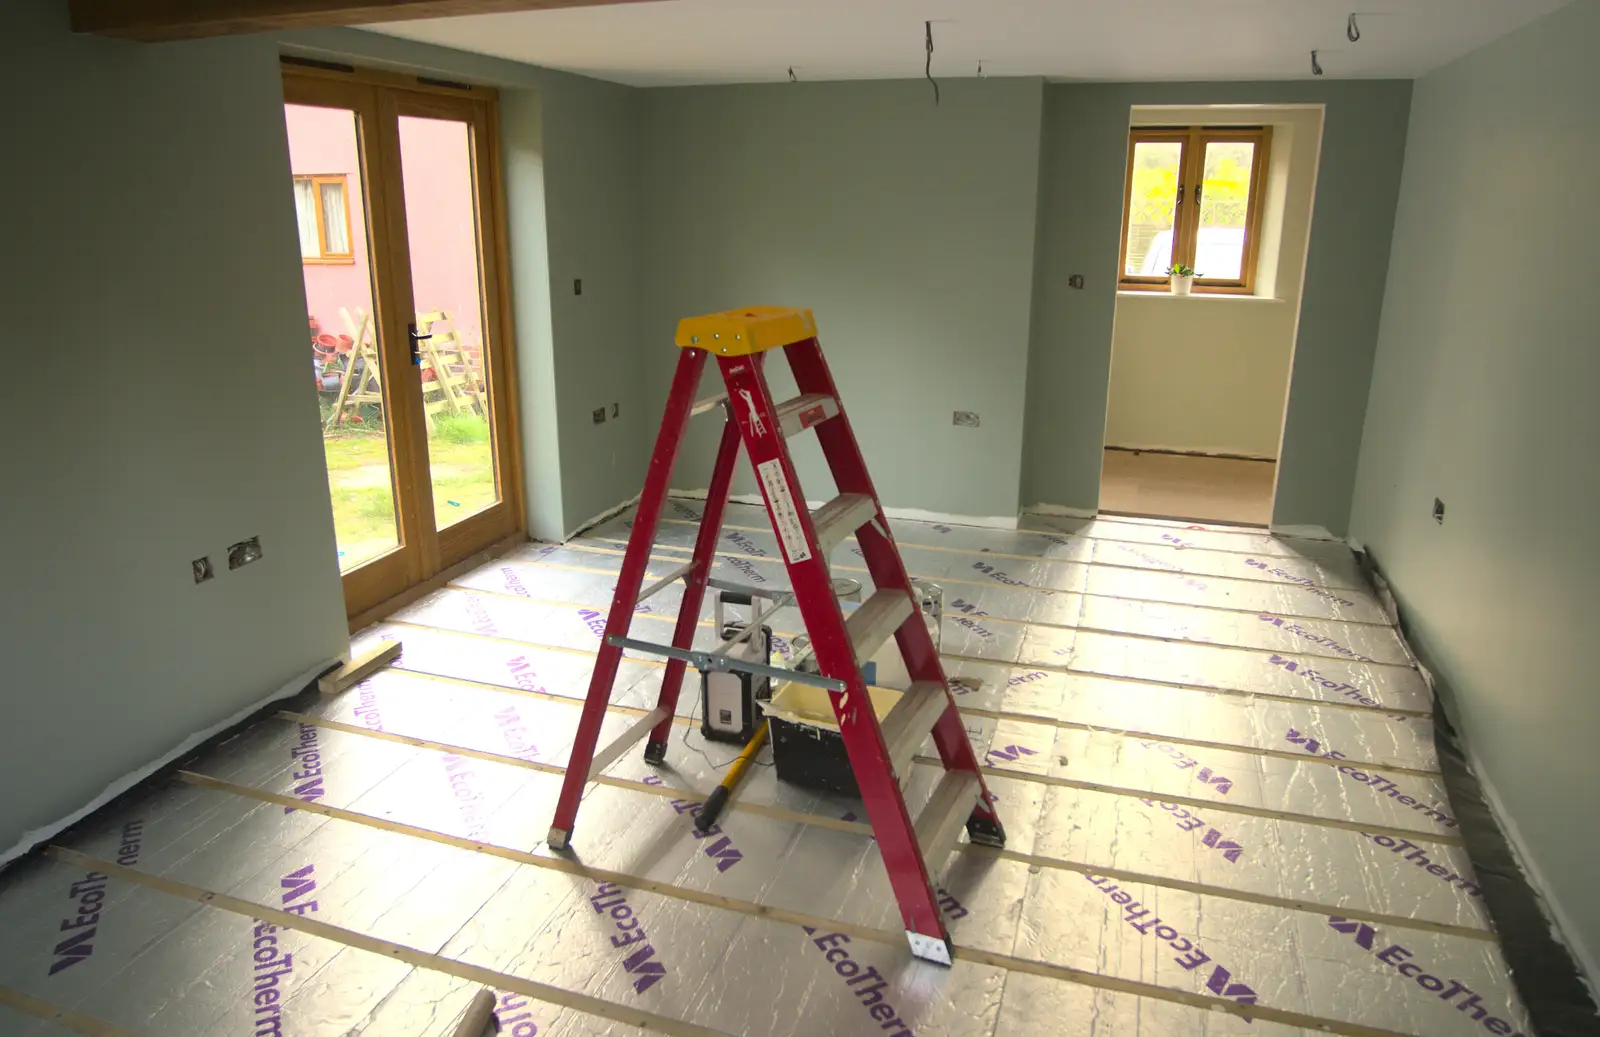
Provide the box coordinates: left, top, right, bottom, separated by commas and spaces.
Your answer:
879, 681, 950, 778
845, 589, 913, 664
811, 492, 877, 557
587, 707, 670, 780
774, 393, 839, 438
635, 560, 697, 605
690, 391, 728, 417
915, 771, 982, 871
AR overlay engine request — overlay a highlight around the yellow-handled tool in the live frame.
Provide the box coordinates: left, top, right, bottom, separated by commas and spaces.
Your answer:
450, 988, 499, 1037
695, 721, 768, 832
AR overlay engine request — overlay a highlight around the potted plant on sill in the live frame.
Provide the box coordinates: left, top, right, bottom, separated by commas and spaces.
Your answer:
1167, 264, 1198, 296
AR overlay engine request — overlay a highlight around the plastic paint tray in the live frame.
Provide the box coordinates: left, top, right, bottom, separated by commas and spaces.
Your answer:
762, 679, 902, 796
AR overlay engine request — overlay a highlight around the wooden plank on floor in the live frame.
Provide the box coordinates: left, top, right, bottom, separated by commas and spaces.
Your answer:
318, 639, 401, 695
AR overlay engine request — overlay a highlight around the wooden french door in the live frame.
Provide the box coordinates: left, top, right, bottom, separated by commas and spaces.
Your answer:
282, 65, 523, 621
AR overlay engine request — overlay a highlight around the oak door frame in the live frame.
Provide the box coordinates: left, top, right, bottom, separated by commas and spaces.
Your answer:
283, 64, 527, 620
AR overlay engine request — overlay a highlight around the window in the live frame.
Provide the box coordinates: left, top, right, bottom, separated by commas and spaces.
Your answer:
1118, 126, 1271, 294
292, 174, 354, 263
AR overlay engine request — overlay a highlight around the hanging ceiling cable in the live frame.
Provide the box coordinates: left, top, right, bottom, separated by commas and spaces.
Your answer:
787, 66, 797, 82
1347, 13, 1362, 42
1311, 49, 1324, 75
925, 21, 940, 105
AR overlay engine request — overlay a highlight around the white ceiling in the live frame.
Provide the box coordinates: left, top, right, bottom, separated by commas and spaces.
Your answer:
370, 0, 1566, 87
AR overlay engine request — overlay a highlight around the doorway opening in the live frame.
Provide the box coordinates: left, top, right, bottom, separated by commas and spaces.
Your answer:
1099, 104, 1323, 526
283, 64, 524, 620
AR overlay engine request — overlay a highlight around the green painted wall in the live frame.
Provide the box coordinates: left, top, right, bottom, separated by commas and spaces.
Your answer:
283, 29, 646, 540
1351, 0, 1600, 982
637, 79, 1045, 521
0, 0, 348, 855
0, 8, 648, 856
1025, 80, 1412, 534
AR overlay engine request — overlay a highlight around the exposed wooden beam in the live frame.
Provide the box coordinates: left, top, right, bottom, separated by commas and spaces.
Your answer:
70, 0, 663, 43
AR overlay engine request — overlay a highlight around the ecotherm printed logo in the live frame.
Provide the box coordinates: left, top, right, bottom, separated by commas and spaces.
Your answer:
48, 819, 146, 976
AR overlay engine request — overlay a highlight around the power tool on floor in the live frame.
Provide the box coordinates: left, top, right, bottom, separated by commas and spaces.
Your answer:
700, 589, 773, 744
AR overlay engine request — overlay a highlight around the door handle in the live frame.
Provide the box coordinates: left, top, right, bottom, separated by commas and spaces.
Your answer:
408, 323, 432, 366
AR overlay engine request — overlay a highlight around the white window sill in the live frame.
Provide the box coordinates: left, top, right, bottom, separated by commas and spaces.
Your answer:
1117, 291, 1286, 303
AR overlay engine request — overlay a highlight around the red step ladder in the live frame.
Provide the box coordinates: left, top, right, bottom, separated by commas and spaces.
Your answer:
546, 306, 1005, 964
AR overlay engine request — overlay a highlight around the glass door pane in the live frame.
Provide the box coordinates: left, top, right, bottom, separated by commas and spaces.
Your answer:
285, 103, 402, 573
395, 114, 500, 532
1124, 140, 1185, 276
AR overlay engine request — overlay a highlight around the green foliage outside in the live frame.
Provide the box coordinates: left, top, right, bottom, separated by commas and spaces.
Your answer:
321, 412, 497, 570
1126, 140, 1256, 274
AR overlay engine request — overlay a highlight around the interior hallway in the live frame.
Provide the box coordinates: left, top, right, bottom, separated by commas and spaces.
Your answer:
1099, 449, 1277, 526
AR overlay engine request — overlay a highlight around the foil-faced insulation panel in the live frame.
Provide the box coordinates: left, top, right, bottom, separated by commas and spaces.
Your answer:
0, 503, 1529, 1037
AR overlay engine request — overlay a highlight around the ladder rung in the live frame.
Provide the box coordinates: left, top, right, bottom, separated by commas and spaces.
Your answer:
811, 492, 877, 557
845, 590, 913, 664
690, 391, 728, 416
879, 681, 950, 778
588, 707, 670, 780
636, 560, 697, 605
774, 393, 839, 438
914, 771, 981, 871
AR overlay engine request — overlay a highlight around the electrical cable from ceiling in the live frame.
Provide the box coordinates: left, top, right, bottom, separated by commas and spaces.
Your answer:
1311, 49, 1324, 75
925, 20, 940, 105
1347, 13, 1362, 42
788, 66, 797, 82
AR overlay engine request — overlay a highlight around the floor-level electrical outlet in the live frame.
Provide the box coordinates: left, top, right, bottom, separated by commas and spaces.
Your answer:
192, 557, 213, 584
953, 411, 980, 428
227, 537, 263, 570
592, 407, 606, 424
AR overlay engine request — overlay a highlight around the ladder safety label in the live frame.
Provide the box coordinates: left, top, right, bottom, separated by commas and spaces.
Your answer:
757, 458, 812, 564
739, 389, 768, 438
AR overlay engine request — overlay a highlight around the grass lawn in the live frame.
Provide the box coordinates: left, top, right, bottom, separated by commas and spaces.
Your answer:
323, 411, 497, 569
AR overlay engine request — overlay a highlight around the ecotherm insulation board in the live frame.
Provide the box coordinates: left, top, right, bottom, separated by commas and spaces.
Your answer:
0, 503, 1529, 1037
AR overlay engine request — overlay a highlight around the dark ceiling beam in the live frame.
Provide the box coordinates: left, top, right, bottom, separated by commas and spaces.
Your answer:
71, 0, 663, 42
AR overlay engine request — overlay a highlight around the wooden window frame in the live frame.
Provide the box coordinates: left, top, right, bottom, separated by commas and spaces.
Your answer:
1117, 126, 1272, 296
294, 172, 355, 265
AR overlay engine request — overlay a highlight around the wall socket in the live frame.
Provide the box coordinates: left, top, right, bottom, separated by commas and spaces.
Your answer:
228, 537, 263, 570
592, 407, 606, 424
953, 411, 980, 428
192, 556, 214, 584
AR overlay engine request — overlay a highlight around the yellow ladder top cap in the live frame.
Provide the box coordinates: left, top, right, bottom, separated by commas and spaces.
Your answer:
675, 306, 818, 356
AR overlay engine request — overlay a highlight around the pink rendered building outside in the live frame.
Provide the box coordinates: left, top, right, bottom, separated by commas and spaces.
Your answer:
284, 104, 484, 359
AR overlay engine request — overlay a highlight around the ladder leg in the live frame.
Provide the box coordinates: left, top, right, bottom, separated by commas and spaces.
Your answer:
839, 673, 954, 960
715, 351, 956, 962
785, 336, 1006, 846
548, 348, 707, 850
643, 414, 742, 762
